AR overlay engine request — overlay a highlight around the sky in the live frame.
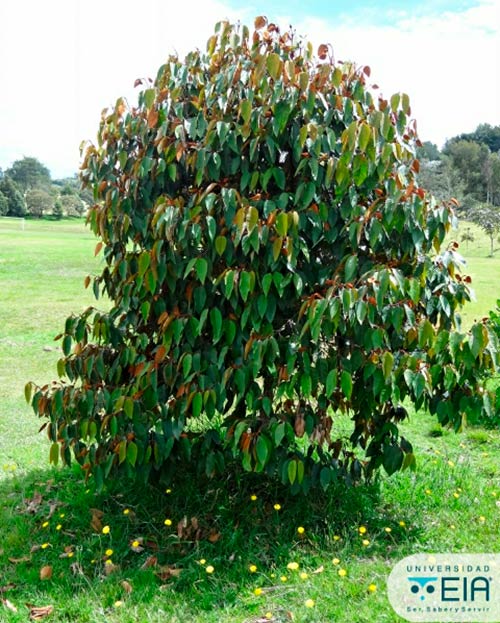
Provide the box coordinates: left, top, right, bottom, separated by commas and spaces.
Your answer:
0, 0, 498, 179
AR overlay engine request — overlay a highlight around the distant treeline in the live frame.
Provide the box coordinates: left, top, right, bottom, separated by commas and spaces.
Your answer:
0, 157, 92, 219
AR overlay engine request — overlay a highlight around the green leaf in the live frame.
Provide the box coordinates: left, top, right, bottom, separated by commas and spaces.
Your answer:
210, 308, 223, 342
192, 392, 203, 418
240, 99, 252, 124
139, 251, 150, 277
144, 88, 155, 109
127, 441, 138, 467
341, 370, 353, 400
215, 235, 227, 256
256, 435, 269, 466
275, 212, 288, 237
195, 258, 208, 284
358, 123, 371, 151
239, 271, 252, 302
382, 351, 394, 381
49, 442, 59, 465
266, 53, 282, 79
325, 369, 337, 397
262, 273, 273, 296
344, 255, 358, 282
274, 422, 285, 446
183, 353, 192, 377
273, 237, 282, 261
287, 459, 297, 484
382, 443, 403, 476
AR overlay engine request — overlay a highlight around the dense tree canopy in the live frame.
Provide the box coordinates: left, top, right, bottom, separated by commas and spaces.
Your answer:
6, 157, 51, 193
28, 18, 498, 492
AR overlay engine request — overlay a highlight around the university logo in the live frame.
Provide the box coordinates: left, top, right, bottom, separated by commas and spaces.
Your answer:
388, 554, 500, 622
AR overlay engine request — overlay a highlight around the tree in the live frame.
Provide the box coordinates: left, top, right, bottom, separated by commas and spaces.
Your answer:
453, 123, 500, 154
0, 176, 26, 216
25, 188, 54, 218
0, 191, 8, 216
28, 18, 498, 493
60, 194, 85, 216
53, 199, 63, 220
6, 157, 51, 193
468, 204, 500, 256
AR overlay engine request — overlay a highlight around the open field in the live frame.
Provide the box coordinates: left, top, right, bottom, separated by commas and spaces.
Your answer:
0, 218, 499, 622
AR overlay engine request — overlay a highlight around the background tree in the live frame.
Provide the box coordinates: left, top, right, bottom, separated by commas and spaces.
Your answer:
53, 198, 63, 220
468, 204, 500, 256
0, 190, 8, 216
25, 188, 54, 218
28, 18, 498, 493
60, 194, 85, 216
0, 176, 26, 216
452, 123, 500, 154
6, 157, 51, 193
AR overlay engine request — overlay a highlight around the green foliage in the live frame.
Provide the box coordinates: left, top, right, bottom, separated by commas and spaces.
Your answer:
468, 203, 500, 256
53, 199, 64, 220
6, 156, 51, 193
0, 175, 26, 216
60, 194, 85, 216
29, 18, 499, 493
0, 190, 8, 216
26, 188, 54, 218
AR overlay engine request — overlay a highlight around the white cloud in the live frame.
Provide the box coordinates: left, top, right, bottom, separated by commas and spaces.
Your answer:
0, 0, 498, 177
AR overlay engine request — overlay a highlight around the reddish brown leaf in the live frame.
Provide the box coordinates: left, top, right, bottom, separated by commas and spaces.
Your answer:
317, 44, 329, 60
208, 529, 221, 543
155, 565, 182, 581
24, 491, 43, 514
141, 555, 158, 570
134, 78, 143, 88
121, 580, 133, 594
254, 15, 267, 29
147, 109, 158, 128
39, 565, 52, 581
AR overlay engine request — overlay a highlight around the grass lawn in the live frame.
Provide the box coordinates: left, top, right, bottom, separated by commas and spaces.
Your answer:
0, 217, 499, 622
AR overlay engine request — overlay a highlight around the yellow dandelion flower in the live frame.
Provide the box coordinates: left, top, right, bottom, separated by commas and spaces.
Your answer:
447, 460, 455, 467
199, 559, 206, 565
333, 535, 341, 541
250, 494, 257, 501
338, 568, 347, 577
165, 488, 172, 494
249, 564, 258, 573
287, 562, 299, 571
105, 559, 113, 566
59, 513, 65, 518
105, 548, 113, 557
384, 527, 392, 533
362, 539, 370, 546
123, 509, 130, 515
254, 588, 262, 596
42, 521, 49, 528
358, 525, 367, 534
280, 575, 288, 582
305, 598, 315, 608
41, 543, 49, 549
205, 565, 214, 574
368, 583, 377, 593
479, 516, 486, 522
297, 526, 305, 534
492, 491, 497, 497
114, 600, 123, 608
67, 552, 74, 558
453, 492, 460, 499
425, 489, 432, 495
399, 521, 406, 527
164, 518, 172, 526
56, 524, 62, 531
450, 524, 456, 530
332, 558, 340, 565
265, 613, 273, 621
273, 503, 281, 511
132, 540, 140, 548
102, 525, 110, 535
300, 572, 308, 580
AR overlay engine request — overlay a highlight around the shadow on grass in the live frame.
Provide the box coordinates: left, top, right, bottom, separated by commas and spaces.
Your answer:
0, 463, 423, 617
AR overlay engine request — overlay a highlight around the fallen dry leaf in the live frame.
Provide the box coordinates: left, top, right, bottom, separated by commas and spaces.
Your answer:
0, 584, 16, 594
40, 565, 52, 581
208, 529, 221, 543
121, 580, 133, 594
24, 491, 43, 514
2, 598, 18, 612
70, 562, 85, 576
90, 508, 104, 533
141, 555, 157, 570
155, 565, 182, 581
313, 565, 325, 574
104, 562, 119, 576
27, 604, 54, 620
8, 556, 31, 564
